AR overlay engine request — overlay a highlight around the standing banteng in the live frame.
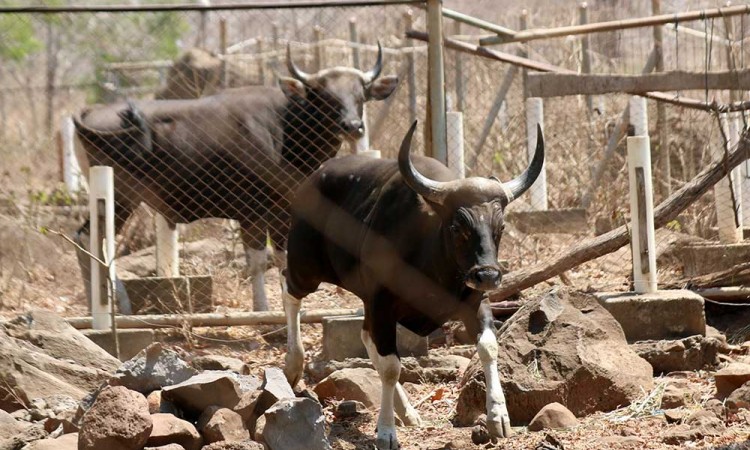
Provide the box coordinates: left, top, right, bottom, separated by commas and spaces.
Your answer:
282, 121, 544, 448
73, 44, 398, 310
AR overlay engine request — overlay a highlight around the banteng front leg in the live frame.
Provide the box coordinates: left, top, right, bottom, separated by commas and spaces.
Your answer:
466, 299, 512, 438
240, 225, 269, 311
281, 277, 305, 387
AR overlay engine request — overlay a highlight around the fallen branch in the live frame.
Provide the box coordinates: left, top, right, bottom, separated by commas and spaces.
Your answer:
489, 129, 750, 302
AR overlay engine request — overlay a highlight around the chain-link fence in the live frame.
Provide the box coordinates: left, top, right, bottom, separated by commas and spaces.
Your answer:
0, 0, 747, 319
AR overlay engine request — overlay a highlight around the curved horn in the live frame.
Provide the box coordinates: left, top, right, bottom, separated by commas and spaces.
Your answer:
286, 44, 312, 84
398, 120, 452, 204
502, 124, 545, 202
362, 41, 383, 84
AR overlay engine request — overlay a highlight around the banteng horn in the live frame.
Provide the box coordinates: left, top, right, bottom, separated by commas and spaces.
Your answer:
362, 41, 383, 84
398, 121, 545, 205
286, 44, 312, 84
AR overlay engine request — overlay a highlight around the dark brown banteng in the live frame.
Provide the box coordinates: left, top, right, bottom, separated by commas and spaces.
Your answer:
282, 121, 544, 448
74, 44, 398, 311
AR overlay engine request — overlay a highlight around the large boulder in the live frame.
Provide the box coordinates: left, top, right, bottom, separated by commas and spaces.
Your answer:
313, 368, 381, 409
197, 407, 250, 444
631, 335, 723, 374
23, 433, 78, 450
111, 343, 197, 394
162, 372, 242, 416
456, 288, 653, 425
0, 312, 117, 411
146, 413, 202, 450
78, 386, 153, 450
0, 410, 27, 440
714, 362, 750, 398
262, 398, 331, 450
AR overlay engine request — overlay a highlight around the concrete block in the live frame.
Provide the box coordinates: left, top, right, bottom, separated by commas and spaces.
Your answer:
594, 290, 705, 342
321, 315, 428, 361
506, 208, 587, 235
679, 242, 750, 277
82, 328, 156, 361
121, 275, 213, 314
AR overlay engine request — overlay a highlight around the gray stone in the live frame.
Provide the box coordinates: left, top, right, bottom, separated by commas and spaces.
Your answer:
0, 410, 28, 440
321, 315, 427, 361
162, 372, 242, 416
632, 335, 723, 374
201, 441, 265, 450
192, 355, 249, 374
594, 290, 706, 342
255, 367, 295, 416
528, 402, 578, 431
307, 353, 470, 384
262, 398, 331, 450
727, 381, 750, 410
78, 386, 153, 450
197, 407, 249, 444
111, 343, 197, 394
334, 400, 369, 420
82, 328, 156, 362
314, 368, 381, 409
456, 288, 653, 426
147, 413, 202, 450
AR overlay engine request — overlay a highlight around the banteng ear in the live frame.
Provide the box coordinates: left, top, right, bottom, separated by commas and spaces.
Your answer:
278, 77, 307, 100
367, 75, 398, 100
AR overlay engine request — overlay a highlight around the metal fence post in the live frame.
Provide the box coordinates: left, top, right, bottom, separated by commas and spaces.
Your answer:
257, 37, 265, 85
447, 111, 465, 179
526, 97, 546, 210
627, 135, 657, 294
349, 17, 360, 69
579, 2, 593, 113
453, 21, 464, 112
403, 10, 417, 124
89, 166, 115, 330
61, 115, 85, 193
714, 113, 743, 243
426, 0, 447, 164
629, 95, 648, 137
314, 26, 324, 71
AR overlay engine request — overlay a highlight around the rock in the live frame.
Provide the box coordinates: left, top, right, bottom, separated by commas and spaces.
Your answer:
111, 343, 197, 395
192, 356, 249, 374
0, 315, 115, 412
225, 372, 262, 395
663, 409, 685, 424
661, 380, 698, 409
197, 407, 249, 444
469, 416, 491, 445
253, 415, 266, 443
147, 413, 202, 450
313, 368, 381, 409
262, 398, 331, 450
24, 432, 78, 450
685, 410, 726, 436
727, 381, 750, 410
0, 424, 48, 450
233, 391, 260, 427
0, 410, 28, 440
528, 402, 578, 431
704, 398, 727, 418
78, 386, 153, 450
162, 372, 242, 416
631, 335, 723, 374
595, 435, 644, 447
715, 362, 750, 398
307, 353, 470, 384
201, 441, 265, 450
147, 390, 181, 416
455, 288, 654, 425
145, 445, 185, 450
334, 400, 369, 420
255, 367, 295, 416
44, 416, 79, 434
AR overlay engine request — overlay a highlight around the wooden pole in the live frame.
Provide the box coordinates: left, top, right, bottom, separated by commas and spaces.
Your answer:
257, 37, 265, 85
447, 111, 465, 178
579, 2, 593, 113
349, 17, 360, 69
713, 113, 743, 243
404, 10, 417, 125
628, 134, 657, 294
271, 22, 280, 73
489, 129, 750, 301
314, 26, 324, 71
427, 0, 447, 163
519, 10, 528, 99
453, 21, 465, 112
89, 166, 115, 330
219, 18, 228, 89
65, 308, 364, 329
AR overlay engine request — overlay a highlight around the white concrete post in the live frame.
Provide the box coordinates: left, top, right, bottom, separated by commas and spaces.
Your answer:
525, 97, 547, 210
447, 111, 465, 179
714, 113, 743, 243
61, 115, 85, 193
155, 214, 179, 277
427, 0, 447, 164
89, 166, 115, 330
725, 113, 745, 228
627, 136, 658, 294
355, 108, 370, 154
629, 96, 648, 137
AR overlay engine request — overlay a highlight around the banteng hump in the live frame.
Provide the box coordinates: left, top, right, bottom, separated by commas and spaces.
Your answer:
282, 121, 545, 448
73, 43, 398, 312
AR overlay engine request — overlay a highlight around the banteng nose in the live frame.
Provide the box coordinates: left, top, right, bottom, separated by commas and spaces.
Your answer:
469, 266, 501, 290
341, 119, 364, 137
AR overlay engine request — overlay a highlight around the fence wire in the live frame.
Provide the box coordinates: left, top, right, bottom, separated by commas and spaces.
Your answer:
0, 0, 748, 318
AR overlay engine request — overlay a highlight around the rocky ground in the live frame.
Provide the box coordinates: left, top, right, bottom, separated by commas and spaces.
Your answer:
0, 289, 749, 450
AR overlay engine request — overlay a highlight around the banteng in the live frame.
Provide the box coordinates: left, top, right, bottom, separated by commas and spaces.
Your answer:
282, 121, 544, 448
74, 44, 398, 311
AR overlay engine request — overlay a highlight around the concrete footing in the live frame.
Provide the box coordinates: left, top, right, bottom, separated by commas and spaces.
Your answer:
82, 328, 155, 361
322, 315, 428, 361
679, 242, 750, 277
121, 275, 213, 314
594, 289, 706, 342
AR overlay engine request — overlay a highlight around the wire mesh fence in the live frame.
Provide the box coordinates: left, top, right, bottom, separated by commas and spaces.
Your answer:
0, 0, 748, 319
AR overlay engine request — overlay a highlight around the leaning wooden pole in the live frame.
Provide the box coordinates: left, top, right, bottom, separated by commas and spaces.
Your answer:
489, 127, 750, 302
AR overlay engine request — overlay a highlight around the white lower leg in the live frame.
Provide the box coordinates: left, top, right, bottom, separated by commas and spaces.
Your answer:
376, 354, 400, 450
245, 248, 268, 311
477, 327, 512, 438
282, 278, 304, 386
361, 330, 422, 427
